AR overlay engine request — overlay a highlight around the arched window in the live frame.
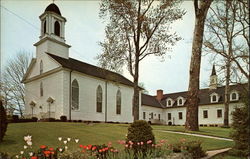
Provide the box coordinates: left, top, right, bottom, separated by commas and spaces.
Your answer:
71, 79, 79, 110
178, 99, 182, 105
54, 21, 60, 36
43, 20, 46, 34
231, 92, 237, 100
96, 85, 102, 112
116, 90, 121, 114
40, 60, 43, 74
167, 100, 171, 106
212, 95, 217, 102
40, 82, 43, 97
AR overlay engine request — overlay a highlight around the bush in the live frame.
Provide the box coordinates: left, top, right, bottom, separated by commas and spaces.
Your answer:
184, 141, 206, 159
126, 120, 155, 154
0, 100, 8, 142
31, 117, 38, 122
12, 115, 19, 122
230, 93, 250, 157
60, 116, 67, 122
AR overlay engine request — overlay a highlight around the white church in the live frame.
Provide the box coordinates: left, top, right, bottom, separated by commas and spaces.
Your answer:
23, 3, 245, 126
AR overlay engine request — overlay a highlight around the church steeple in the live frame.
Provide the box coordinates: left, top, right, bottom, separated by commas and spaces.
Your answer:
34, 3, 70, 59
209, 64, 218, 89
40, 3, 66, 42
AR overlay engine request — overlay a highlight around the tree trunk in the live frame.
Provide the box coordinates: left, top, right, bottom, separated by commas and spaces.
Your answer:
224, 59, 230, 127
185, 0, 212, 131
133, 53, 140, 121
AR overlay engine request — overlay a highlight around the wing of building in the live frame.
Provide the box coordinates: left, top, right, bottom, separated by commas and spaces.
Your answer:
22, 3, 142, 123
141, 74, 247, 126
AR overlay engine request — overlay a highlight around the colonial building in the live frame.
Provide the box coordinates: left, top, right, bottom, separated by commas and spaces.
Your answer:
141, 66, 246, 126
23, 3, 141, 123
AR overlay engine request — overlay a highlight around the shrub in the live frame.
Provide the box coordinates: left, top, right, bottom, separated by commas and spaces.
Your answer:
32, 117, 38, 122
230, 92, 250, 157
184, 141, 206, 159
172, 143, 182, 153
12, 115, 19, 122
60, 116, 67, 122
126, 120, 155, 154
0, 100, 8, 142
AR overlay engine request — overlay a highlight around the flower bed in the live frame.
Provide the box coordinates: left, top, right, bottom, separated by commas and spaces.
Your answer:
9, 134, 206, 159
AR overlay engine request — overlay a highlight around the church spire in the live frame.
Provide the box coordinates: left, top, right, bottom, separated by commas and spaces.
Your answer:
209, 65, 218, 89
211, 64, 216, 76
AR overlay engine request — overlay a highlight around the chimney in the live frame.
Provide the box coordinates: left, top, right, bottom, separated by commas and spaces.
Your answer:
156, 89, 163, 101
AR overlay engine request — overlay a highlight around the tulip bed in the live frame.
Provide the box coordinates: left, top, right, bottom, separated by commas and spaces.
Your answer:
0, 122, 234, 158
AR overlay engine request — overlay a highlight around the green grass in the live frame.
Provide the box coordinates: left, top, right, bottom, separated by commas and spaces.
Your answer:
0, 122, 234, 156
152, 125, 232, 139
212, 152, 245, 159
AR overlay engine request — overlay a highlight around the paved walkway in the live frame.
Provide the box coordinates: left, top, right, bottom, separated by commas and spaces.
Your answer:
158, 130, 233, 141
201, 148, 231, 159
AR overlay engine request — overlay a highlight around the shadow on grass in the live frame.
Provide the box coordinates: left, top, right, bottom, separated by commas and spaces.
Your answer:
0, 139, 18, 146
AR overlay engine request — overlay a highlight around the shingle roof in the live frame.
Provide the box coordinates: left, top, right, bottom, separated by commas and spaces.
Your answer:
142, 94, 165, 108
160, 84, 247, 108
47, 53, 135, 87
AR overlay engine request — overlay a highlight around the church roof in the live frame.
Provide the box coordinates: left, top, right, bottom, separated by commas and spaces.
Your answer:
45, 3, 61, 15
142, 94, 165, 108
47, 53, 135, 87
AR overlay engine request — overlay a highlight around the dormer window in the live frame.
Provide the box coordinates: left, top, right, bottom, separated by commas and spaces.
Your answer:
230, 91, 238, 101
177, 97, 185, 106
210, 93, 219, 103
166, 98, 172, 107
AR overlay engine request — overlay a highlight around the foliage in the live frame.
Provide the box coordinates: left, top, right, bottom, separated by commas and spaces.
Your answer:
230, 91, 250, 157
126, 120, 155, 154
184, 140, 206, 159
170, 139, 206, 159
60, 116, 67, 122
0, 100, 8, 142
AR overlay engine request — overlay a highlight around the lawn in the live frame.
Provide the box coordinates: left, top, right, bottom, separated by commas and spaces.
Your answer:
152, 125, 232, 138
0, 122, 234, 156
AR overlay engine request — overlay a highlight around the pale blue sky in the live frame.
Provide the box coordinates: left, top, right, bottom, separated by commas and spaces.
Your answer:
0, 0, 213, 95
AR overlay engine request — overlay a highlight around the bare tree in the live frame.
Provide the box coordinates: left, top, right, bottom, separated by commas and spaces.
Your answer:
97, 0, 185, 121
203, 0, 249, 127
0, 51, 32, 117
185, 0, 213, 131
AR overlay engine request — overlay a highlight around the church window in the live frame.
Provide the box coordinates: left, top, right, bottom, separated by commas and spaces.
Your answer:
43, 20, 46, 34
54, 21, 60, 36
40, 60, 43, 74
116, 90, 121, 114
96, 85, 102, 113
158, 114, 161, 120
71, 79, 79, 110
40, 82, 43, 97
